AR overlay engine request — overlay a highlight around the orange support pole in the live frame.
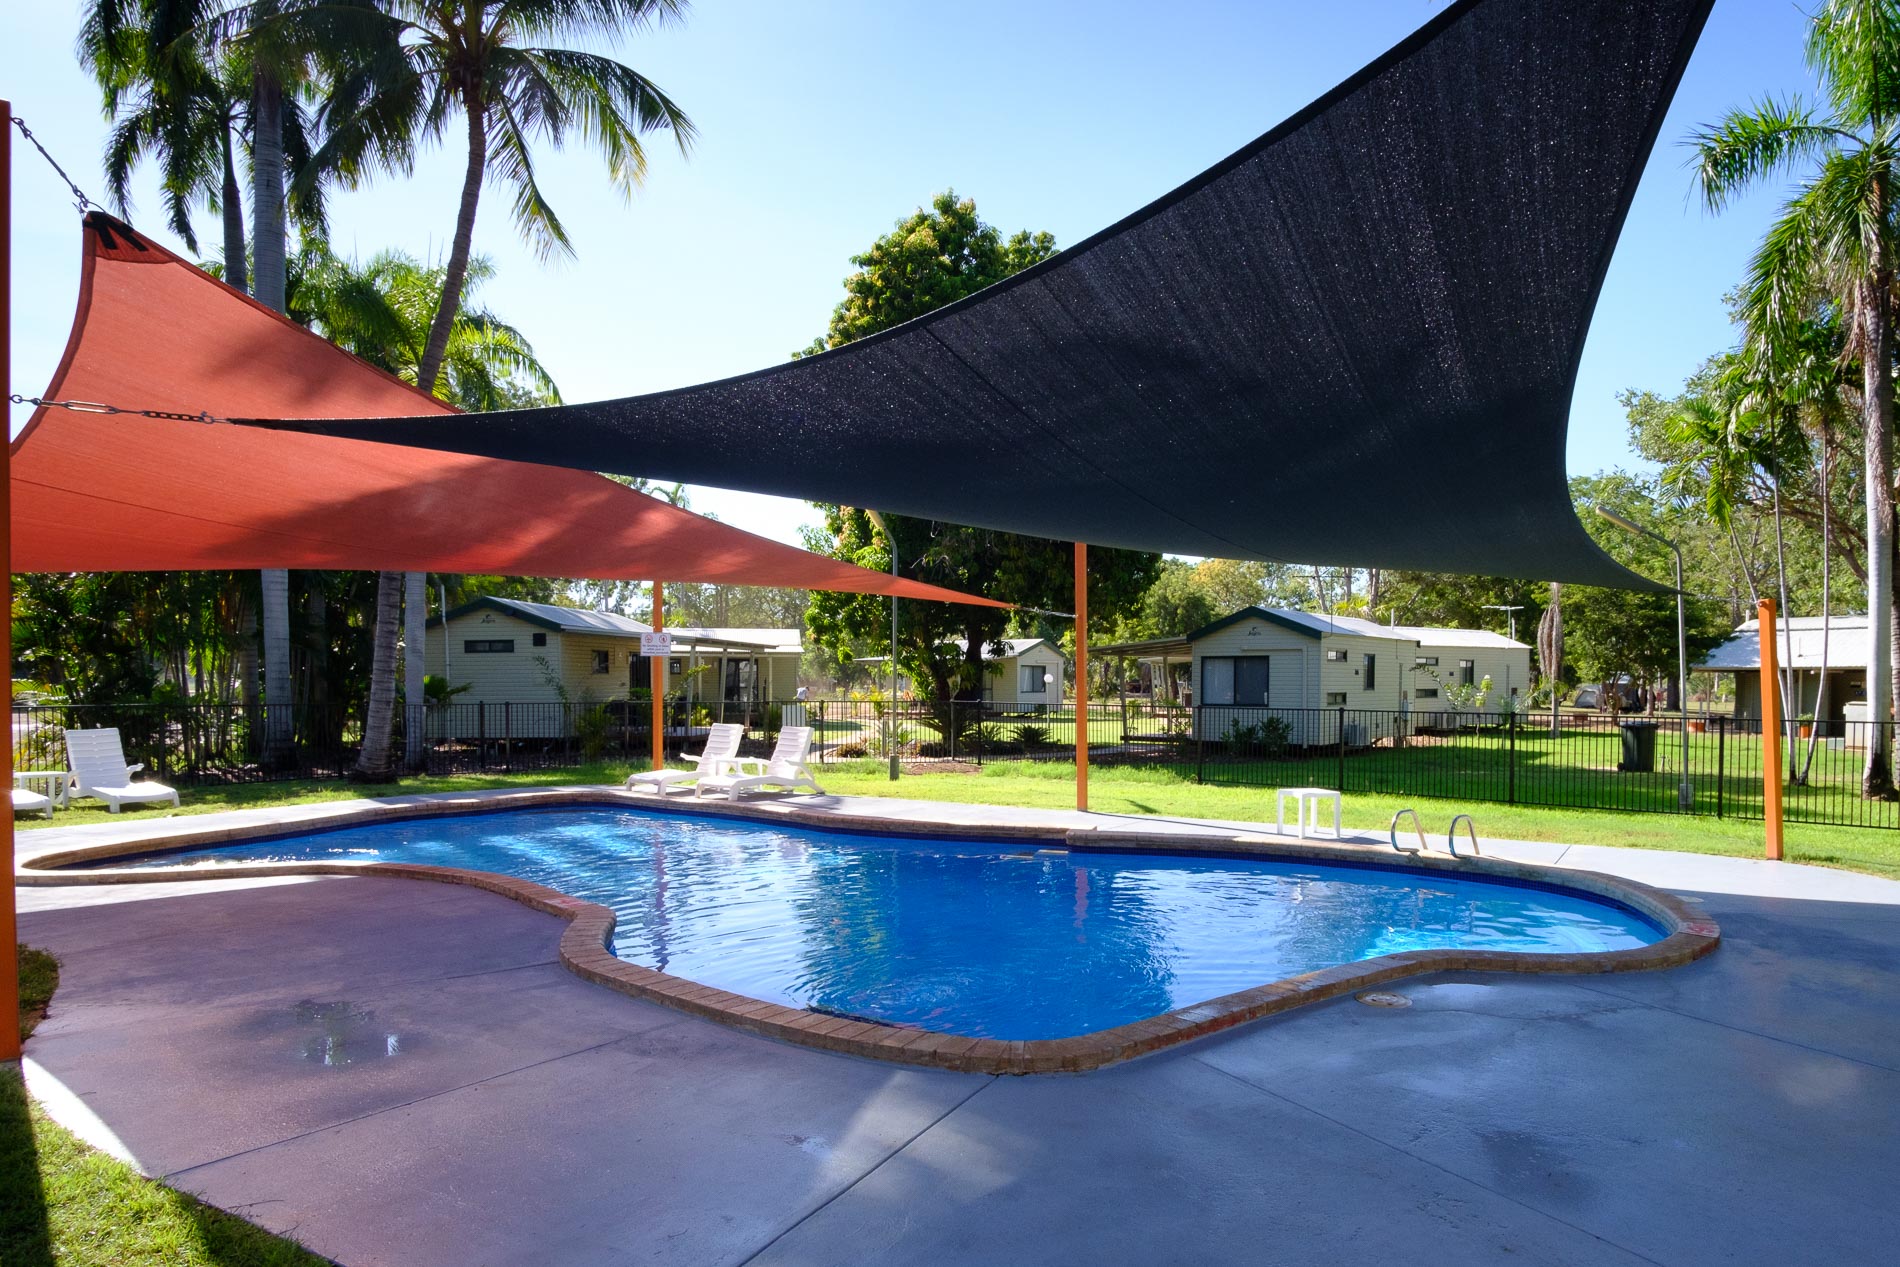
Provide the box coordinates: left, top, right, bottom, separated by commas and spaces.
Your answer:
2, 101, 19, 1062
650, 581, 665, 772
1758, 597, 1784, 860
1075, 542, 1089, 812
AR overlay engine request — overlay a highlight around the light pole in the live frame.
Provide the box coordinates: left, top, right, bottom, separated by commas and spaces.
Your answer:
1482, 603, 1524, 642
865, 510, 900, 782
1596, 505, 1692, 809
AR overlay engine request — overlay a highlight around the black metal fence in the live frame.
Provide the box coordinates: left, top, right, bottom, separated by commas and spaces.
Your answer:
14, 697, 1900, 830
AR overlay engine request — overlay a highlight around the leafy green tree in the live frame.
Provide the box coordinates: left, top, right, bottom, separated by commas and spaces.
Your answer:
800, 193, 1158, 702
1566, 478, 1731, 713
809, 506, 1158, 706
1689, 0, 1900, 794
798, 190, 1056, 355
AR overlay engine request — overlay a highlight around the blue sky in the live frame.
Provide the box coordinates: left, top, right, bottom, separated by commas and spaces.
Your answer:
4, 0, 1818, 547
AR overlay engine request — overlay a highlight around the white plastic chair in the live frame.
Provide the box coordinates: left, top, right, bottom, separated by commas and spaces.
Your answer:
64, 727, 181, 812
694, 726, 826, 800
625, 722, 743, 795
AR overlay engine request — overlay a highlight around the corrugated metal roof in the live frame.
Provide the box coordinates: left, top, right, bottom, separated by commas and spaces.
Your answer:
1697, 616, 1869, 672
463, 600, 802, 651
1191, 608, 1527, 648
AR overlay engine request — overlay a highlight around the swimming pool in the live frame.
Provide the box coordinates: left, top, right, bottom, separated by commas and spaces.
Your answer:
83, 806, 1664, 1041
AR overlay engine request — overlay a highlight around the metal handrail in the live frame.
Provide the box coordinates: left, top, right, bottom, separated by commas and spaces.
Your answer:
1447, 814, 1480, 857
1388, 808, 1426, 854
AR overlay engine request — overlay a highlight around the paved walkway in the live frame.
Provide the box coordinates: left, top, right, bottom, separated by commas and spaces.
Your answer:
14, 791, 1900, 1265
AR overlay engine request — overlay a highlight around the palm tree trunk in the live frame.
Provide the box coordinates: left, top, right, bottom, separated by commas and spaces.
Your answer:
219, 114, 247, 296
260, 567, 293, 763
1861, 271, 1895, 797
403, 570, 427, 770
417, 94, 488, 395
353, 571, 403, 781
1538, 583, 1562, 737
366, 93, 491, 782
250, 71, 286, 311
252, 70, 293, 763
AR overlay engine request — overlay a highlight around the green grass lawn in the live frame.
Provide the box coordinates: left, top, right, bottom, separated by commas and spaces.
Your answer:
18, 755, 1900, 881
812, 760, 1900, 881
3, 947, 330, 1266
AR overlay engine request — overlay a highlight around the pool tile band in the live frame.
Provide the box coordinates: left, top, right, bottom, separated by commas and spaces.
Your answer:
16, 788, 1720, 1074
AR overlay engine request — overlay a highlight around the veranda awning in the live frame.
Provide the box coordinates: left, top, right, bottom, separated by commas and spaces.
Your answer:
7, 212, 1001, 609
237, 0, 1711, 591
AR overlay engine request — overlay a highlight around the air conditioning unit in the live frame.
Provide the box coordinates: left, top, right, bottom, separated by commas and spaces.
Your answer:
1342, 722, 1366, 748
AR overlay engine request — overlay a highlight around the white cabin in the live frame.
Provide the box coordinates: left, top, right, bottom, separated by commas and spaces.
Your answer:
1180, 607, 1531, 745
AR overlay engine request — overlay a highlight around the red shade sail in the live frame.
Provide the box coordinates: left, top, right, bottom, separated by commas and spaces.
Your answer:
8, 214, 1001, 609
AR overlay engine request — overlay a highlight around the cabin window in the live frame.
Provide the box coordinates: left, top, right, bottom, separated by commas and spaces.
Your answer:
1416, 688, 1439, 699
591, 650, 610, 674
1202, 656, 1269, 706
464, 639, 514, 654
1019, 664, 1047, 693
1324, 692, 1347, 707
1363, 654, 1376, 690
1325, 649, 1347, 662
1414, 655, 1437, 666
1460, 659, 1476, 686
532, 632, 548, 647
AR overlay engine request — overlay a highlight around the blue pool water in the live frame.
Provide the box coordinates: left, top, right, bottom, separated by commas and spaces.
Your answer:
82, 808, 1662, 1040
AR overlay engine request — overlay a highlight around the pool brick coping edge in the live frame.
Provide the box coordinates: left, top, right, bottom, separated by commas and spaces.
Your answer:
14, 787, 1720, 1075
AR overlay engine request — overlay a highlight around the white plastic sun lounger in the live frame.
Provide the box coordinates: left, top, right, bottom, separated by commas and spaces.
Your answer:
64, 727, 181, 812
625, 722, 744, 795
695, 726, 825, 800
11, 787, 53, 819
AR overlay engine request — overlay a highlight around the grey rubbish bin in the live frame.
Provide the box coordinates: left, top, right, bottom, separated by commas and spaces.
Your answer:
1617, 720, 1659, 772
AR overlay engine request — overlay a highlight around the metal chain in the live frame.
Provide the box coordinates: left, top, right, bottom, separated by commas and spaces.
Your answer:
9, 115, 99, 216
8, 393, 224, 425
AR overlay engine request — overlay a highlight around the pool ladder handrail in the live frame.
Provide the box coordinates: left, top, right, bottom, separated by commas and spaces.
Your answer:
1388, 808, 1426, 854
1447, 813, 1481, 857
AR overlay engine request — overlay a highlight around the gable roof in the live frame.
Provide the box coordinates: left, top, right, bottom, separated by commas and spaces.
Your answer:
429, 598, 802, 651
1697, 615, 1870, 672
1184, 607, 1527, 648
951, 638, 1057, 659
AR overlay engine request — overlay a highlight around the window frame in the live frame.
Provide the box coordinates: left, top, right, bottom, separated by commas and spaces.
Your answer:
1363, 653, 1376, 691
590, 649, 611, 675
463, 639, 515, 654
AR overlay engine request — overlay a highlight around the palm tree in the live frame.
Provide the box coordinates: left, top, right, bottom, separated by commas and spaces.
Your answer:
293, 0, 691, 778
82, 14, 252, 293
81, 0, 324, 766
1690, 0, 1900, 798
297, 0, 695, 393
285, 244, 561, 777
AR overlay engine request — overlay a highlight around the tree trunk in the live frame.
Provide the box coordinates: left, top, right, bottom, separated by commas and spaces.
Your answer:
250, 71, 286, 311
252, 70, 293, 763
404, 571, 427, 770
1861, 270, 1895, 797
353, 571, 404, 782
417, 90, 488, 395
1538, 583, 1562, 737
261, 568, 293, 763
219, 114, 247, 295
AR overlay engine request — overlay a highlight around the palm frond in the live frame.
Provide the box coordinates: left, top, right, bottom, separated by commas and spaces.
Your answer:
488, 97, 575, 260
1687, 97, 1853, 211
1807, 0, 1900, 129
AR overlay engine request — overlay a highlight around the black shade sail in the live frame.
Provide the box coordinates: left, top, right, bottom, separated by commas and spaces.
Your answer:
244, 0, 1712, 590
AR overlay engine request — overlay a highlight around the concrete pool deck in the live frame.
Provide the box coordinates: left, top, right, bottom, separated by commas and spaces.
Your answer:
12, 789, 1900, 1265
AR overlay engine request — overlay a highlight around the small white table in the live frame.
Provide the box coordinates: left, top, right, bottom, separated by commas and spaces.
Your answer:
1275, 786, 1341, 839
14, 770, 71, 810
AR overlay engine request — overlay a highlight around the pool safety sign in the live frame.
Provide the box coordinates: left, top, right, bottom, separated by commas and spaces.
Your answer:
641, 632, 673, 657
